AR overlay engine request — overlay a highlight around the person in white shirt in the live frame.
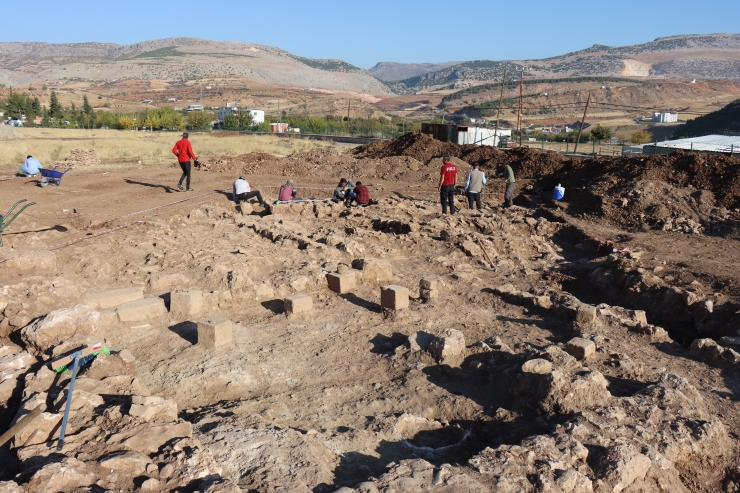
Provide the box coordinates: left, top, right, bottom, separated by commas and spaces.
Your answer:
19, 155, 42, 177
232, 176, 265, 210
464, 163, 487, 210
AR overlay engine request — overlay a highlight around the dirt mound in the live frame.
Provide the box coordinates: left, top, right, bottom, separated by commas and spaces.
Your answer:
50, 148, 101, 168
0, 125, 25, 140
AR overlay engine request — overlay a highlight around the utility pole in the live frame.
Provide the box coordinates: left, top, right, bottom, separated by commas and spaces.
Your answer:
347, 98, 351, 135
493, 67, 507, 148
573, 92, 591, 154
517, 68, 524, 146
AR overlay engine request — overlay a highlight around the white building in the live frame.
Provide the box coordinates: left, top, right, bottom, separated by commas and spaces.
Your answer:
458, 127, 512, 147
186, 104, 203, 112
652, 112, 678, 123
218, 108, 265, 124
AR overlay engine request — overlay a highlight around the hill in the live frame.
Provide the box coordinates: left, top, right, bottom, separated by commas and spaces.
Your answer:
671, 99, 740, 138
368, 61, 459, 81
384, 33, 740, 93
0, 38, 392, 96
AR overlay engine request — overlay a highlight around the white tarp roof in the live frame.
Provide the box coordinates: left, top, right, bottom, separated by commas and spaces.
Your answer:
652, 134, 740, 153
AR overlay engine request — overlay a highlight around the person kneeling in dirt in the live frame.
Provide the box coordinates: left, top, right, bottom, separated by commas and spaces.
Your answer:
278, 179, 301, 201
233, 176, 265, 212
332, 178, 354, 203
346, 181, 370, 207
19, 155, 42, 177
464, 162, 487, 210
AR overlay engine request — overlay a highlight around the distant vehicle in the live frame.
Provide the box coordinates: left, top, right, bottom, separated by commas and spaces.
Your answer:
64, 121, 70, 125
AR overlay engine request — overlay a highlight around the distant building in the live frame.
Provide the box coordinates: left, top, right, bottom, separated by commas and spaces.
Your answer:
422, 123, 511, 147
271, 123, 289, 133
218, 107, 265, 124
186, 104, 204, 112
168, 98, 177, 102
652, 112, 678, 123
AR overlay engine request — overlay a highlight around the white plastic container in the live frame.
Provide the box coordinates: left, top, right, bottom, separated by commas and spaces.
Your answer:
553, 184, 565, 201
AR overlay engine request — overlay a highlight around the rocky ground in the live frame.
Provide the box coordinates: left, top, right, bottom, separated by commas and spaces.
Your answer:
0, 134, 739, 492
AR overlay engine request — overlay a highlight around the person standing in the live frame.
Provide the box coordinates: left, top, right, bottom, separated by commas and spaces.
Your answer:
172, 132, 197, 191
502, 163, 516, 208
233, 176, 265, 212
464, 162, 487, 210
438, 154, 458, 215
19, 155, 41, 177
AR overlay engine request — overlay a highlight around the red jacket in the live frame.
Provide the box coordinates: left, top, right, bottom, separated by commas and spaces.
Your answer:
172, 138, 196, 162
355, 184, 370, 204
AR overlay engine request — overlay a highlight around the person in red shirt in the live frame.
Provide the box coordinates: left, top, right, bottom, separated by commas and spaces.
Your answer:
172, 132, 197, 191
347, 181, 370, 206
438, 154, 458, 215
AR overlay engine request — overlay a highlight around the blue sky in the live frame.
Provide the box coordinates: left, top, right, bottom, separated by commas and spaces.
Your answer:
3, 0, 738, 68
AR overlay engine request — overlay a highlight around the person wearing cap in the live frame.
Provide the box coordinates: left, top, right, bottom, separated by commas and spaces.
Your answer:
438, 154, 458, 215
172, 132, 197, 191
464, 162, 487, 210
233, 176, 265, 213
19, 155, 42, 177
278, 179, 299, 201
501, 162, 516, 208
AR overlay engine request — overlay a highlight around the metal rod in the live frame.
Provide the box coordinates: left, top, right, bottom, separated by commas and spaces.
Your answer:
573, 93, 591, 154
57, 349, 83, 451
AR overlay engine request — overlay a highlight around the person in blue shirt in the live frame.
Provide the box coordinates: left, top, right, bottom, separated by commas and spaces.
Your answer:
19, 156, 41, 177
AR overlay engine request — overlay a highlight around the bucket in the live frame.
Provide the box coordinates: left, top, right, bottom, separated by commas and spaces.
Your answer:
553, 184, 565, 201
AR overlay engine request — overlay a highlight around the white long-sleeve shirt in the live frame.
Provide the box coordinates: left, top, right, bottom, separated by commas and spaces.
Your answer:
233, 179, 251, 201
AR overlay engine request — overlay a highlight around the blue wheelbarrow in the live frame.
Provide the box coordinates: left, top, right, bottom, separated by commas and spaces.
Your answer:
39, 166, 71, 187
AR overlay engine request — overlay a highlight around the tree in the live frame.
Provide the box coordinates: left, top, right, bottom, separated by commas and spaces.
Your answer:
590, 124, 614, 143
630, 130, 653, 144
186, 111, 212, 130
32, 98, 41, 114
6, 92, 26, 119
223, 113, 237, 130
48, 91, 63, 119
82, 95, 93, 116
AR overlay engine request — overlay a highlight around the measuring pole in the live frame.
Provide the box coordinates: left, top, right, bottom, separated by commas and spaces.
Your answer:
573, 92, 591, 154
493, 67, 507, 148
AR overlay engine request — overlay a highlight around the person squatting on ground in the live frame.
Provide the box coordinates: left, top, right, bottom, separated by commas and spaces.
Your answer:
464, 162, 487, 210
346, 181, 370, 206
278, 179, 301, 201
502, 163, 516, 208
233, 176, 265, 212
333, 178, 355, 203
438, 154, 458, 215
19, 155, 41, 177
172, 132, 197, 191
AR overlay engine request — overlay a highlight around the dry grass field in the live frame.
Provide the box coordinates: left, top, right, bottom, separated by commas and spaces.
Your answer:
0, 128, 340, 171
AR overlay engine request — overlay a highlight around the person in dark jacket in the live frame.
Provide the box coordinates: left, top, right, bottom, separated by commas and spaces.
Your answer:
347, 181, 370, 206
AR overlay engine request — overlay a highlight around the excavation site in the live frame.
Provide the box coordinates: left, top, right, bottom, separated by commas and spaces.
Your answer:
1, 132, 740, 493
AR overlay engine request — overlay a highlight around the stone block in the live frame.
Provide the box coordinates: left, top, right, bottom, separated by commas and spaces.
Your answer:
149, 273, 189, 291
284, 294, 313, 314
521, 358, 553, 375
169, 290, 203, 319
380, 285, 410, 310
564, 337, 596, 360
116, 298, 167, 323
352, 258, 393, 283
131, 395, 163, 406
420, 288, 439, 302
197, 317, 232, 349
327, 272, 356, 294
420, 278, 438, 290
574, 304, 597, 326
82, 288, 143, 310
429, 328, 466, 365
